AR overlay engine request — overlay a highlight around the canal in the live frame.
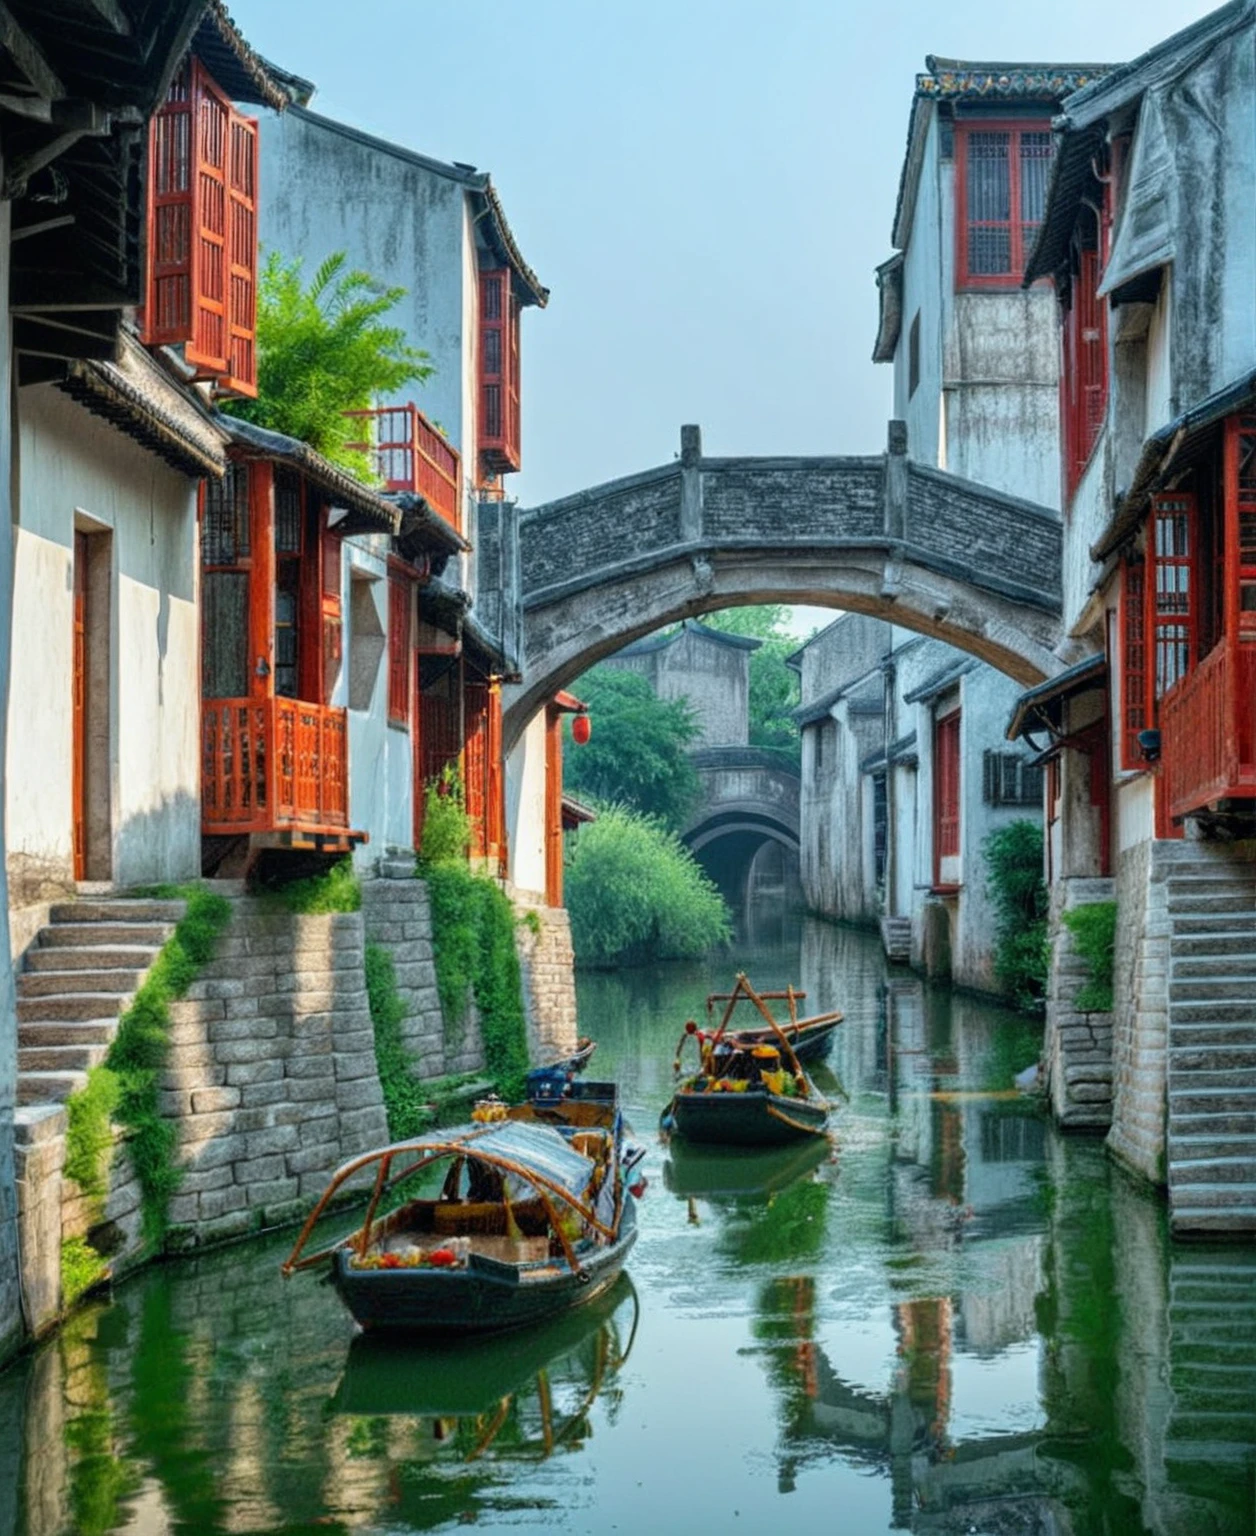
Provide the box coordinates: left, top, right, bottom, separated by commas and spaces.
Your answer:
1, 916, 1254, 1536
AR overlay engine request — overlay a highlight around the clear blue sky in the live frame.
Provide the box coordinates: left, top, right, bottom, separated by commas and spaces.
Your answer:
233, 0, 1216, 515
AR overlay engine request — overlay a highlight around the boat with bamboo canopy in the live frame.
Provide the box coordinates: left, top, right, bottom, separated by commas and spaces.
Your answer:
283, 1094, 639, 1334
660, 974, 833, 1147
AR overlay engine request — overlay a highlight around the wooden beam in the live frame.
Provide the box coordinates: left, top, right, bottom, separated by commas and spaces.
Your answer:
0, 3, 63, 100
9, 212, 73, 241
79, 0, 132, 35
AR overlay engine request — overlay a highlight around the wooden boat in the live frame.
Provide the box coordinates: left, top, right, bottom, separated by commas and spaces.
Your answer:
282, 1090, 638, 1335
704, 983, 842, 1063
661, 974, 833, 1148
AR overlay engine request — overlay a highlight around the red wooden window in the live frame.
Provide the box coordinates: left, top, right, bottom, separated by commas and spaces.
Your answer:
1234, 415, 1256, 638
479, 268, 521, 475
1150, 492, 1197, 700
387, 575, 411, 726
142, 58, 259, 397
464, 678, 490, 856
933, 710, 962, 884
1061, 247, 1108, 505
1119, 554, 1147, 769
955, 121, 1053, 287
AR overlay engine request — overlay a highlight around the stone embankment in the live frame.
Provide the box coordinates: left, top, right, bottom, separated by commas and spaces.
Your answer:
10, 873, 578, 1346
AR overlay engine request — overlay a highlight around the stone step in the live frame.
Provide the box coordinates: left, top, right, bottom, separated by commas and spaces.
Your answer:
25, 944, 161, 973
1169, 976, 1256, 1003
1172, 934, 1256, 959
1171, 1070, 1256, 1095
18, 1020, 115, 1049
1171, 1002, 1256, 1026
1169, 1157, 1256, 1187
18, 968, 145, 998
1171, 1208, 1256, 1236
1169, 1088, 1256, 1117
1171, 1110, 1256, 1137
1173, 953, 1256, 976
1171, 914, 1256, 937
1167, 893, 1256, 917
16, 993, 128, 1024
12, 1103, 68, 1145
1172, 1046, 1256, 1072
40, 921, 174, 949
18, 1043, 109, 1074
16, 1070, 89, 1105
50, 899, 184, 925
1168, 1180, 1256, 1209
1169, 1024, 1256, 1049
1170, 1132, 1256, 1163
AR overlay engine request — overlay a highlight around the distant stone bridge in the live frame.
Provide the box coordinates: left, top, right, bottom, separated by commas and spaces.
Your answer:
493, 422, 1064, 749
682, 747, 800, 858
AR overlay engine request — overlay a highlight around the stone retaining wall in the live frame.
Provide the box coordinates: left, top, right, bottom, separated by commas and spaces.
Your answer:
517, 905, 579, 1062
1108, 842, 1170, 1184
1045, 876, 1116, 1129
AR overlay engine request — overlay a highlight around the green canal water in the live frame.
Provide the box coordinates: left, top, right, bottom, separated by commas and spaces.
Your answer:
2, 916, 1254, 1536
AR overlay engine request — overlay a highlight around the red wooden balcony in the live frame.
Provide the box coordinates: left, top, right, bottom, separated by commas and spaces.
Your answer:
344, 403, 461, 534
202, 697, 352, 840
1162, 642, 1256, 822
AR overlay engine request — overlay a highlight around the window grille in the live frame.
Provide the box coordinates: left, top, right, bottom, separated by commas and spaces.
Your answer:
982, 750, 1044, 806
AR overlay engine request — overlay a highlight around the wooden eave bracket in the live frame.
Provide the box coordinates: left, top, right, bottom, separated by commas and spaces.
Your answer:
2, 98, 114, 197
0, 2, 64, 102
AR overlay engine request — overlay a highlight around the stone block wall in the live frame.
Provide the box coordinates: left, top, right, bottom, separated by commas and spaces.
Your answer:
361, 876, 485, 1080
517, 905, 579, 1062
1108, 842, 1170, 1184
160, 901, 390, 1247
1045, 876, 1116, 1129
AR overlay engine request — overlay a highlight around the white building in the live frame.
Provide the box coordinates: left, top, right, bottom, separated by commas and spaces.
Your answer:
1011, 1, 1256, 1232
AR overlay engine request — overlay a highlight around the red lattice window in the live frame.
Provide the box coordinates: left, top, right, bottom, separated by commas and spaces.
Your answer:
1119, 554, 1147, 770
1234, 415, 1256, 638
142, 58, 259, 397
955, 121, 1053, 287
387, 575, 410, 726
1061, 247, 1109, 505
479, 268, 521, 475
933, 711, 961, 885
1150, 492, 1197, 700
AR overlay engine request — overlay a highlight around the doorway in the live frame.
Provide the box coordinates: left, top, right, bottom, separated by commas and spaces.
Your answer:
72, 525, 112, 882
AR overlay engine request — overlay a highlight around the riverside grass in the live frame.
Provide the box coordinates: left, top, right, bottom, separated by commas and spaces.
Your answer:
61, 887, 233, 1298
418, 778, 531, 1104
1062, 900, 1117, 1013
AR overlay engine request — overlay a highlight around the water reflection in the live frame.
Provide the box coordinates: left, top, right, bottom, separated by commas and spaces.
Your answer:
0, 913, 1252, 1535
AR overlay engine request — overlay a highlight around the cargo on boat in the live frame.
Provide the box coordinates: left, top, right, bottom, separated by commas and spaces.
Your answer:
282, 1085, 639, 1335
661, 974, 834, 1148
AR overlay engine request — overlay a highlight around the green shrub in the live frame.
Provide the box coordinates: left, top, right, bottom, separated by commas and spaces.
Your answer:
259, 856, 361, 914
1062, 900, 1117, 1012
418, 770, 472, 866
983, 819, 1049, 1011
565, 805, 732, 967
61, 887, 233, 1271
60, 1236, 110, 1308
365, 942, 434, 1141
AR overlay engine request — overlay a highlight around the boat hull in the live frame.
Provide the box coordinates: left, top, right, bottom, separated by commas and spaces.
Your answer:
332, 1200, 638, 1336
668, 1089, 829, 1147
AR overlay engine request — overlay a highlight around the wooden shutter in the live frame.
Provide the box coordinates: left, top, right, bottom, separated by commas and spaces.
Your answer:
1120, 554, 1148, 769
185, 60, 230, 376
387, 575, 410, 726
479, 269, 521, 473
1062, 247, 1108, 504
933, 711, 961, 881
222, 109, 259, 397
143, 63, 194, 346
464, 679, 490, 856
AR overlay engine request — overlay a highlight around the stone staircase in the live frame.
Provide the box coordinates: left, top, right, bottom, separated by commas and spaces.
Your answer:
15, 897, 183, 1107
1165, 845, 1256, 1236
880, 915, 912, 964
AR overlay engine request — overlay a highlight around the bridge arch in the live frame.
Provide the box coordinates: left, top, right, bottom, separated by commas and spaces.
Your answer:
500, 423, 1063, 749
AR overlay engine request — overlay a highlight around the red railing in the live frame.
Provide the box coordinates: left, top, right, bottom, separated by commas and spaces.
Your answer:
202, 697, 349, 835
344, 403, 461, 533
1162, 642, 1256, 821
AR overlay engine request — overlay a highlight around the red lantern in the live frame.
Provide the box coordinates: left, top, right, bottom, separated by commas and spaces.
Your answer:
571, 712, 591, 745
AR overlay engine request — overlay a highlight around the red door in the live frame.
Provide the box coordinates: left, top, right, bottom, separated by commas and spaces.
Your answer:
72, 532, 88, 880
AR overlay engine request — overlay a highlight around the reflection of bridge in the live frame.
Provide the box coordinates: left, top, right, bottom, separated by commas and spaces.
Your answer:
500, 423, 1063, 748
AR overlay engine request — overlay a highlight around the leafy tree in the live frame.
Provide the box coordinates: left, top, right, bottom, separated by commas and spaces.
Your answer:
563, 666, 700, 830
703, 607, 802, 759
984, 819, 1049, 1011
222, 251, 432, 480
565, 806, 731, 967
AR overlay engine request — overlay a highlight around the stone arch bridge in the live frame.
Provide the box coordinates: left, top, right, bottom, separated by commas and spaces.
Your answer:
494, 423, 1063, 750
683, 746, 800, 859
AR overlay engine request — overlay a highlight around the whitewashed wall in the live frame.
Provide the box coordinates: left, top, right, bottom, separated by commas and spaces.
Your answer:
8, 386, 200, 911
507, 713, 549, 901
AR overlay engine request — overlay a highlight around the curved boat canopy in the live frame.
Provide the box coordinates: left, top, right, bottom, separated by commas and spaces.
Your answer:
282, 1119, 618, 1276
